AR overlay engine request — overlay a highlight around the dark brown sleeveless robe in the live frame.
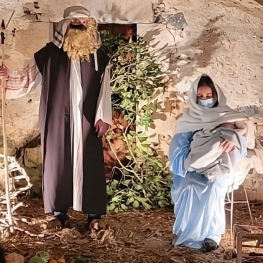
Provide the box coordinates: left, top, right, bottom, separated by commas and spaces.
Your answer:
34, 42, 109, 215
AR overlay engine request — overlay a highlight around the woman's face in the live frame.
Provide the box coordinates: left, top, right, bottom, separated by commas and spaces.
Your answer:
197, 85, 215, 108
197, 85, 213, 100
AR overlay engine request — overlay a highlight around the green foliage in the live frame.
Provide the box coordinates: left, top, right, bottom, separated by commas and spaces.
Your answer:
107, 174, 172, 213
99, 30, 121, 55
100, 31, 172, 212
66, 256, 87, 263
29, 251, 51, 263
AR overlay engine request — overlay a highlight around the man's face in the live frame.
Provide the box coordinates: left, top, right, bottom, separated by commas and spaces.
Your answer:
70, 17, 88, 27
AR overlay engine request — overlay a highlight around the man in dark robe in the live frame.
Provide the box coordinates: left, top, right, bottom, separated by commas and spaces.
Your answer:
0, 6, 112, 228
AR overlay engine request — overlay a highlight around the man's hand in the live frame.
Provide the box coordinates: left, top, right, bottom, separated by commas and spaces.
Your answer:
95, 119, 109, 138
220, 140, 235, 153
0, 65, 8, 80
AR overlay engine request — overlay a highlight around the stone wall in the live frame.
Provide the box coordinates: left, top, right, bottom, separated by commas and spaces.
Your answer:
139, 0, 263, 201
0, 0, 262, 199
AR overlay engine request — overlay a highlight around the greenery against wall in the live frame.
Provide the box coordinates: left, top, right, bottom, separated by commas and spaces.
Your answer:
100, 31, 172, 212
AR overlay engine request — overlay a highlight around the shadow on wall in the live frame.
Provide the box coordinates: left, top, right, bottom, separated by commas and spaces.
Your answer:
255, 0, 263, 6
237, 105, 261, 117
150, 95, 184, 124
139, 15, 224, 92
142, 28, 164, 47
166, 15, 224, 84
140, 24, 173, 66
96, 3, 130, 22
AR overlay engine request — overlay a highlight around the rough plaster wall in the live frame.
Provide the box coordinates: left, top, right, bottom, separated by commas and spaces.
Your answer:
0, 0, 263, 199
137, 0, 263, 200
2, 0, 154, 150
0, 0, 156, 195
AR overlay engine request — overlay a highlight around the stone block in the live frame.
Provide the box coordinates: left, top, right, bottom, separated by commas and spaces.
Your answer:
24, 146, 42, 169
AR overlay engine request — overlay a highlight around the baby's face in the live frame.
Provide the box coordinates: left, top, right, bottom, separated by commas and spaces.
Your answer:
220, 123, 236, 129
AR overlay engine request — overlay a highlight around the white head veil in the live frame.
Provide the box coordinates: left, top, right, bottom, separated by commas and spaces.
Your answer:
174, 74, 248, 134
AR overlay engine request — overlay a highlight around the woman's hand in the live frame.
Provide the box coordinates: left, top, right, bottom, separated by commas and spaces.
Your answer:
220, 140, 235, 153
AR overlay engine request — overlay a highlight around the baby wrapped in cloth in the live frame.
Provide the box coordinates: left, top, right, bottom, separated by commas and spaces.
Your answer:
184, 122, 249, 181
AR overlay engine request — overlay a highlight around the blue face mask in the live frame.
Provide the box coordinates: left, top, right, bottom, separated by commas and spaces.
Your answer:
198, 98, 214, 108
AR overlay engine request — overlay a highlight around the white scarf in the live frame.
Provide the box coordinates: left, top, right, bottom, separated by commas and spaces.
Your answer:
53, 6, 91, 49
69, 53, 99, 212
174, 74, 260, 190
174, 74, 249, 134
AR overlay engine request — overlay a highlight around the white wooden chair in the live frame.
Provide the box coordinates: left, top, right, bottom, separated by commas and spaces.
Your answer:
225, 183, 254, 241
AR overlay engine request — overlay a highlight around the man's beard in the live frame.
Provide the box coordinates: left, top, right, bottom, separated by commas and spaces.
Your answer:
63, 19, 99, 61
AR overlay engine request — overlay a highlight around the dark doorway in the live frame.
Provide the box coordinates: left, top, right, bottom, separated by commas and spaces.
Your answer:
51, 23, 137, 42
98, 23, 137, 42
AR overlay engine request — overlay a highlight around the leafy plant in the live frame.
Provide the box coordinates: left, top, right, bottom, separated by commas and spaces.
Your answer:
100, 31, 172, 212
66, 256, 87, 263
29, 251, 51, 263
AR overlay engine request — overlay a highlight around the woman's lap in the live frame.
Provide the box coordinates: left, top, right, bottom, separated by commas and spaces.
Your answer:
171, 171, 233, 249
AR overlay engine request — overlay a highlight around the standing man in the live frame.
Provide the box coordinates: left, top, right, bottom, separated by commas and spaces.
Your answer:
0, 6, 112, 228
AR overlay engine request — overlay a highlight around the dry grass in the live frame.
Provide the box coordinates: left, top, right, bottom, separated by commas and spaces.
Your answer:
2, 198, 263, 263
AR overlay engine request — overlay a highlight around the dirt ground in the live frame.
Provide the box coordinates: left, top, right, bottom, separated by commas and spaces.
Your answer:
2, 198, 263, 263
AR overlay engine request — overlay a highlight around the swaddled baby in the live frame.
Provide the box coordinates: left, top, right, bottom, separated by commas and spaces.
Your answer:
184, 121, 247, 181
220, 122, 237, 129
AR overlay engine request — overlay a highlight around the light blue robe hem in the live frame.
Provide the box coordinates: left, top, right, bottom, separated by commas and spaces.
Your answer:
169, 132, 234, 249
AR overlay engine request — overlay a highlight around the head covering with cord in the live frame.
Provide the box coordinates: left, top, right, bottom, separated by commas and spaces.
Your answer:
53, 6, 91, 49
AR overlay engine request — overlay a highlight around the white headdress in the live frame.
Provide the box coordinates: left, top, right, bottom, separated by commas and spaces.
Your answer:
53, 6, 91, 48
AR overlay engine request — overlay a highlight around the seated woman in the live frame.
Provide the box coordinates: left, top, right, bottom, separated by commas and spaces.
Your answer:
168, 74, 251, 251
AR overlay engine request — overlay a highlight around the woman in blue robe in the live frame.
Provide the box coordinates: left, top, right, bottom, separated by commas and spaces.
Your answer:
168, 74, 248, 251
